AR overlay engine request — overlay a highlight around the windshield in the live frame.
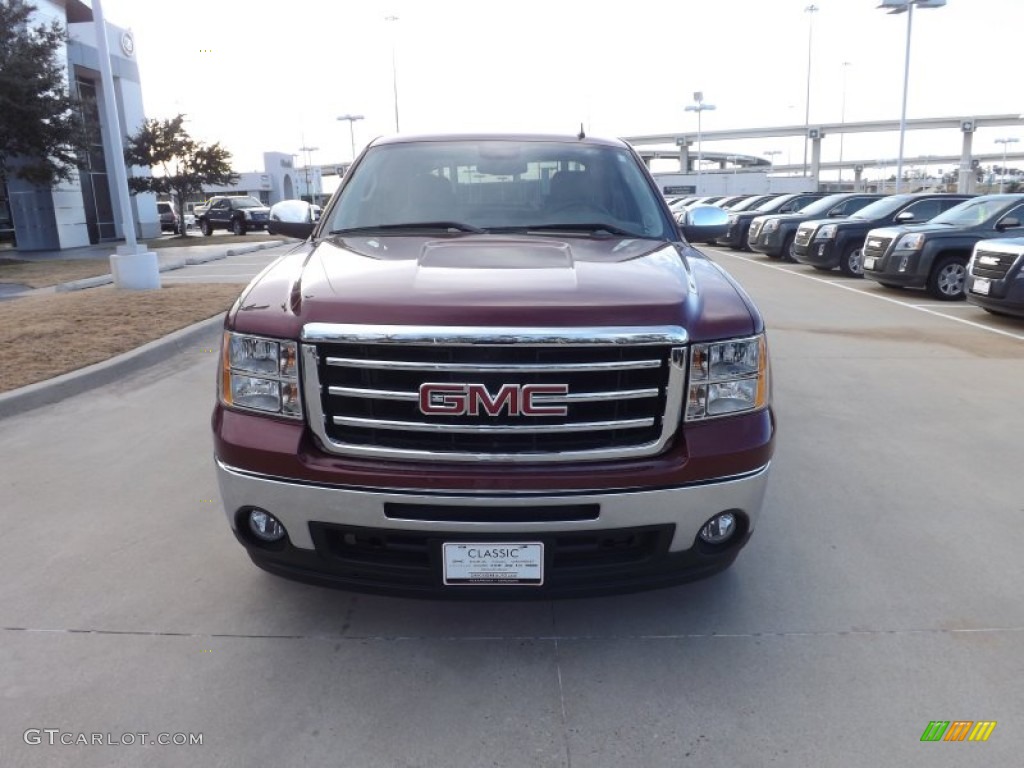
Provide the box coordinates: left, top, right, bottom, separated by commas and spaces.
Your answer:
232, 197, 266, 209
788, 194, 854, 218
755, 194, 800, 213
326, 140, 674, 240
928, 197, 1016, 226
848, 195, 914, 220
729, 195, 768, 212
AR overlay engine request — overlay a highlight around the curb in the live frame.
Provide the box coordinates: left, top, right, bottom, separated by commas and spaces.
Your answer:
0, 313, 226, 420
53, 240, 284, 292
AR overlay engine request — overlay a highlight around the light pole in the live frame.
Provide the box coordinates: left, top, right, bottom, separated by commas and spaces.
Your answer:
764, 150, 781, 174
684, 92, 715, 193
337, 114, 365, 162
838, 61, 852, 185
995, 138, 1019, 192
385, 15, 400, 132
299, 143, 319, 204
802, 4, 819, 178
878, 0, 946, 193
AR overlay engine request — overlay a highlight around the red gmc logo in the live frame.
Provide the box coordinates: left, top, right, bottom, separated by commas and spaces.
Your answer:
418, 383, 569, 417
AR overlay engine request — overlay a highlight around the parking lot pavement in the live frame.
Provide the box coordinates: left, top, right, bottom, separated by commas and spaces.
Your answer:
158, 243, 296, 284
1, 253, 1023, 766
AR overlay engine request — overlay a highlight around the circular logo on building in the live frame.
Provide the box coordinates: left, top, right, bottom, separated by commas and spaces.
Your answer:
120, 31, 135, 57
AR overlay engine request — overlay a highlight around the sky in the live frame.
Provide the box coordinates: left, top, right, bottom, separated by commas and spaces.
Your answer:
91, 0, 1023, 183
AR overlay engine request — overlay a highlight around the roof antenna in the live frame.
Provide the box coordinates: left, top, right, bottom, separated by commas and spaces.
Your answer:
577, 123, 586, 140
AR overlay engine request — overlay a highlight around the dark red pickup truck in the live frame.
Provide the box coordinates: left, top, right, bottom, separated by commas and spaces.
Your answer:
212, 134, 775, 598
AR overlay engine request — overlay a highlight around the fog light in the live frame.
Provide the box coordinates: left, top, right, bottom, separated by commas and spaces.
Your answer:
248, 508, 286, 542
699, 512, 737, 545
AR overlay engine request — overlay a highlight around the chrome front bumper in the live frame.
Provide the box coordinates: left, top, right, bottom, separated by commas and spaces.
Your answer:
215, 459, 771, 553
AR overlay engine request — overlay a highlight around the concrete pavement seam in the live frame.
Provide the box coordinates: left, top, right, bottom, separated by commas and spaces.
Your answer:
0, 313, 226, 420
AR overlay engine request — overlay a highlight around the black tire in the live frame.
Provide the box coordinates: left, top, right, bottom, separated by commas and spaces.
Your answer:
776, 233, 796, 262
200, 218, 213, 237
839, 242, 866, 278
927, 255, 967, 301
232, 218, 246, 236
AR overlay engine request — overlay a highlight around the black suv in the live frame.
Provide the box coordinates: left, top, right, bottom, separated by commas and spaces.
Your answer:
861, 194, 1024, 300
965, 238, 1024, 317
748, 193, 883, 260
792, 193, 973, 277
718, 193, 824, 251
198, 196, 271, 236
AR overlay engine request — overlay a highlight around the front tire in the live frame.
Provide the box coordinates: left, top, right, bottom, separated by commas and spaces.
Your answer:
232, 218, 246, 236
200, 219, 212, 237
839, 243, 865, 277
777, 233, 796, 262
927, 256, 967, 301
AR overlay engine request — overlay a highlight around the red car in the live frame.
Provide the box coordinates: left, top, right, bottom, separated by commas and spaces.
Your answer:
212, 134, 775, 598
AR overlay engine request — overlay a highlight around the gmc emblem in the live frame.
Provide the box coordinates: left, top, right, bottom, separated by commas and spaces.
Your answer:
419, 383, 569, 417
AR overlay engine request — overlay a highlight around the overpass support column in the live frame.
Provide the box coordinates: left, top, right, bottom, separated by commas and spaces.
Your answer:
958, 127, 975, 194
677, 142, 692, 173
854, 165, 864, 192
810, 137, 823, 191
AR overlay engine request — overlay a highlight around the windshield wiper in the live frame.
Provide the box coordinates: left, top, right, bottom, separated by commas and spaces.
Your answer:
511, 223, 642, 238
328, 222, 486, 235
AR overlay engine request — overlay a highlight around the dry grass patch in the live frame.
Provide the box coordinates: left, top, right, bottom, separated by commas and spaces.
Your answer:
0, 258, 113, 288
0, 283, 243, 393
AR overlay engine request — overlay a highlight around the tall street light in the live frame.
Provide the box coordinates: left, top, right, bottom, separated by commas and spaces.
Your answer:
838, 61, 852, 185
385, 15, 400, 132
684, 92, 715, 193
802, 4, 819, 178
877, 0, 946, 193
995, 138, 1019, 193
337, 114, 364, 162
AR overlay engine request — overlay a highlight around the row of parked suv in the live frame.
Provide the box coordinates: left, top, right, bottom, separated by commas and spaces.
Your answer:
696, 190, 1024, 305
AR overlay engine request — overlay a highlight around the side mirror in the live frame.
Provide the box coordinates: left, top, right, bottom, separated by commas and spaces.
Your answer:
268, 199, 317, 239
894, 210, 915, 222
996, 217, 1021, 231
679, 204, 729, 242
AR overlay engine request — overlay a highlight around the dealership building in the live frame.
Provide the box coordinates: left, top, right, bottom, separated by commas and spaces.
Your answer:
2, 0, 160, 251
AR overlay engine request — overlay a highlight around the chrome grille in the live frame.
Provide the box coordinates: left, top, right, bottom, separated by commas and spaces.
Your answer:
970, 249, 1018, 280
748, 220, 764, 240
301, 325, 687, 463
795, 225, 814, 247
863, 235, 893, 261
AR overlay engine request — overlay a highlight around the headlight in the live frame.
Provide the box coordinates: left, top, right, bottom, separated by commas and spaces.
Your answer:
220, 332, 302, 418
896, 233, 925, 250
817, 224, 837, 239
686, 335, 769, 421
762, 220, 780, 233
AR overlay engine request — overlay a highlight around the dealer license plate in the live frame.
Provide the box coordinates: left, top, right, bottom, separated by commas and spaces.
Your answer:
971, 277, 991, 295
863, 257, 877, 271
443, 542, 543, 586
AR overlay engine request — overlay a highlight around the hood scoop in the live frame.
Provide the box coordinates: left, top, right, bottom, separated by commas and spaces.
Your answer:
418, 239, 573, 269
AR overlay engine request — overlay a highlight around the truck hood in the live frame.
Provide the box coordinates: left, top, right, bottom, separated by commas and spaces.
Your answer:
228, 234, 758, 341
